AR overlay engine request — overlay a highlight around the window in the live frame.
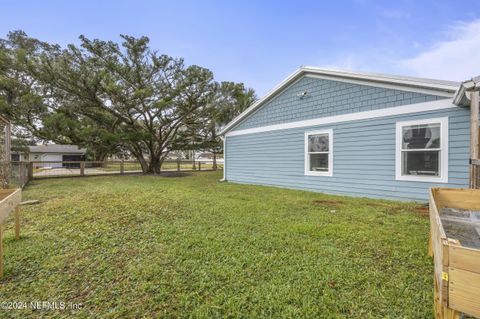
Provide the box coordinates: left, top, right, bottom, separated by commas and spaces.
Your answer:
395, 117, 448, 183
305, 129, 333, 176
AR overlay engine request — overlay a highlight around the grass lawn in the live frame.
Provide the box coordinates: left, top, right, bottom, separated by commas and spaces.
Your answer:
0, 172, 433, 318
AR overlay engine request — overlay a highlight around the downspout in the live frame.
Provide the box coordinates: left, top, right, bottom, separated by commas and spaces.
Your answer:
219, 136, 227, 182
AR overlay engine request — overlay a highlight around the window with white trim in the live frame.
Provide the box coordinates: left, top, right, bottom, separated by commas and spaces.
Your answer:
395, 117, 448, 183
305, 129, 333, 176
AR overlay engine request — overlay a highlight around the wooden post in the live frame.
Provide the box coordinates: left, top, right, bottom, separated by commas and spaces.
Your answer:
15, 206, 20, 240
28, 162, 33, 180
120, 160, 125, 175
470, 91, 479, 188
177, 158, 180, 172
19, 162, 25, 187
198, 162, 201, 171
80, 162, 85, 176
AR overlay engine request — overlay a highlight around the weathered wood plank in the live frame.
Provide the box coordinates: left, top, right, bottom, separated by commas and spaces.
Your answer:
430, 188, 449, 306
449, 268, 480, 317
434, 188, 480, 210
449, 245, 480, 274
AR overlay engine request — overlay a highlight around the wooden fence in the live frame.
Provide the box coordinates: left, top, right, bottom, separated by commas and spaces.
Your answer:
0, 161, 29, 188
18, 159, 222, 181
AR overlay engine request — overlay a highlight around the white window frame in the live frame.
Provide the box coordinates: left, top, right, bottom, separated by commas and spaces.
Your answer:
304, 129, 333, 176
395, 117, 448, 183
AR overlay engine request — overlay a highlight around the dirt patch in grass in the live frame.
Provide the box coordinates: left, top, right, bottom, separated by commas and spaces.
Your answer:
158, 172, 192, 178
313, 199, 344, 208
415, 206, 430, 218
365, 202, 429, 218
327, 280, 337, 289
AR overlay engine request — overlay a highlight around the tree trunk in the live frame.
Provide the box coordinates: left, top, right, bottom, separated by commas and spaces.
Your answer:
212, 152, 217, 171
148, 155, 162, 174
95, 151, 107, 162
137, 156, 150, 174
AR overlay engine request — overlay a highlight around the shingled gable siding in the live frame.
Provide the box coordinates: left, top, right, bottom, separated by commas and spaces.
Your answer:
224, 77, 469, 201
232, 76, 448, 132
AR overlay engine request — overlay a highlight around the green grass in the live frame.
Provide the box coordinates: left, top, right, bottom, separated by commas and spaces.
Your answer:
0, 172, 433, 318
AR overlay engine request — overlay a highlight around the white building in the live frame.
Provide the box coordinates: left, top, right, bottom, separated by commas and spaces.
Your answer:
29, 144, 86, 168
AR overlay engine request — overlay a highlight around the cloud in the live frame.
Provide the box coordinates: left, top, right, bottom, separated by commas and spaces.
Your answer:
400, 19, 480, 81
317, 47, 399, 75
320, 54, 360, 71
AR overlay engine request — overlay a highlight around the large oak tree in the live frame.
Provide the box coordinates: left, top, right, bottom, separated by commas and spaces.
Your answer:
1, 31, 218, 173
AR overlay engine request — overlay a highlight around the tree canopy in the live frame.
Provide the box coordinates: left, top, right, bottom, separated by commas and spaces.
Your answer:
0, 31, 256, 172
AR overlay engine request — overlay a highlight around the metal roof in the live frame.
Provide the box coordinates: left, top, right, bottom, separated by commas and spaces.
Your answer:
28, 144, 87, 154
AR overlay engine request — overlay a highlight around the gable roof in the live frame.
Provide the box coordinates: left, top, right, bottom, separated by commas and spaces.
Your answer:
218, 66, 460, 136
29, 144, 86, 154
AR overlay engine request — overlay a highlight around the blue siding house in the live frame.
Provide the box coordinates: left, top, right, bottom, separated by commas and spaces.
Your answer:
218, 67, 476, 201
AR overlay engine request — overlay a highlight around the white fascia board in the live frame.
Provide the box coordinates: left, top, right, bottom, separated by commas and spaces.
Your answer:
226, 99, 456, 137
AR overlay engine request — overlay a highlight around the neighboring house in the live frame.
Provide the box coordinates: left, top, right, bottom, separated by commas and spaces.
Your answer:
219, 67, 480, 201
29, 144, 86, 168
11, 152, 28, 162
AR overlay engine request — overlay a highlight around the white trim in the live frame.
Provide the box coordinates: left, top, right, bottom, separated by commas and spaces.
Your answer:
226, 99, 456, 137
395, 117, 449, 183
305, 74, 453, 97
218, 66, 459, 135
304, 129, 333, 177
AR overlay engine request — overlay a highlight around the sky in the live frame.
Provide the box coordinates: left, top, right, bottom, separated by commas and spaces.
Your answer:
1, 0, 480, 96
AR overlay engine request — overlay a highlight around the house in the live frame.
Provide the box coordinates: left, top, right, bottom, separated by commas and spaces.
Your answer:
29, 144, 86, 168
219, 67, 480, 201
11, 152, 28, 162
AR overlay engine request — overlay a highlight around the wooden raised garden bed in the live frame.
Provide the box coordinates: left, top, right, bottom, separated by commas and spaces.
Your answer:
429, 188, 480, 319
0, 188, 21, 279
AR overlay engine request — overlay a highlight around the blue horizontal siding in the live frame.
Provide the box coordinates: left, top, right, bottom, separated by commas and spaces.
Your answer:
233, 76, 448, 131
225, 107, 470, 202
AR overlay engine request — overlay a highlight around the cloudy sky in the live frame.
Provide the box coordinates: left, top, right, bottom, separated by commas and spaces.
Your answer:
1, 0, 479, 96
